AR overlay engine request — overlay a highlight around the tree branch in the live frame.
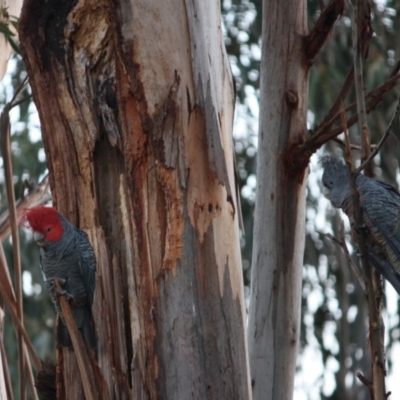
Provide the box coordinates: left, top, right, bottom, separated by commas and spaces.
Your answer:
317, 64, 356, 132
331, 137, 375, 151
0, 84, 27, 400
305, 0, 345, 61
356, 94, 400, 174
323, 221, 365, 292
0, 244, 41, 371
55, 280, 105, 400
305, 72, 400, 151
0, 77, 39, 400
310, 0, 372, 138
346, 1, 386, 397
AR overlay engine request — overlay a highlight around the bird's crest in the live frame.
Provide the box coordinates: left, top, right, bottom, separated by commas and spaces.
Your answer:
321, 155, 341, 168
321, 156, 348, 176
20, 206, 64, 241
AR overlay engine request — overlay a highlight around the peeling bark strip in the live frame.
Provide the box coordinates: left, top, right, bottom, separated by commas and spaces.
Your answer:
19, 0, 251, 399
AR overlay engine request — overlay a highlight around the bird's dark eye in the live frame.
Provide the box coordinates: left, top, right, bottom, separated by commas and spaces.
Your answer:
46, 227, 51, 232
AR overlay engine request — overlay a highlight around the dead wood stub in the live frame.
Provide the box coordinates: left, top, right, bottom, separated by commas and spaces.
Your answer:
20, 0, 77, 70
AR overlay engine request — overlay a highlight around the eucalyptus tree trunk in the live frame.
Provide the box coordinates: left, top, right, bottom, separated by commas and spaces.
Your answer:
18, 0, 251, 398
247, 0, 308, 399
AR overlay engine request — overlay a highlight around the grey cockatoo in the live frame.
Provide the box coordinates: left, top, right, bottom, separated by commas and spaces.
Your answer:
322, 156, 400, 295
22, 206, 96, 348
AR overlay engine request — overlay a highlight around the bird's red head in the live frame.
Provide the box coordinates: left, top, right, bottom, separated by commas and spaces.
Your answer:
21, 206, 64, 242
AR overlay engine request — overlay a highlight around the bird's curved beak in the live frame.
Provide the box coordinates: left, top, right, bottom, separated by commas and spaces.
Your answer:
33, 232, 45, 246
322, 186, 330, 198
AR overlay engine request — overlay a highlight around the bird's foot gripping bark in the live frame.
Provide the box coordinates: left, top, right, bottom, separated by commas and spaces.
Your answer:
45, 278, 74, 302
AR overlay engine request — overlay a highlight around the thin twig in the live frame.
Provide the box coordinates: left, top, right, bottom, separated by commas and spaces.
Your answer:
0, 76, 39, 400
0, 244, 41, 371
55, 280, 103, 400
0, 175, 51, 241
332, 137, 378, 151
351, 0, 370, 160
10, 95, 33, 109
312, 20, 372, 137
322, 224, 365, 291
315, 64, 356, 135
307, 72, 400, 150
341, 103, 352, 164
24, 356, 39, 400
347, 0, 386, 398
356, 371, 372, 390
356, 95, 400, 174
389, 59, 400, 78
356, 372, 391, 399
0, 93, 26, 400
9, 76, 29, 107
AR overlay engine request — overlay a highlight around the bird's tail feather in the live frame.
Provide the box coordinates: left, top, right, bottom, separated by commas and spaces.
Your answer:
56, 312, 96, 349
369, 254, 400, 296
56, 320, 72, 347
82, 319, 97, 349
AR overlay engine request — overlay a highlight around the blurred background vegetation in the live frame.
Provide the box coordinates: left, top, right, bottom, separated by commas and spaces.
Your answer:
2, 0, 400, 398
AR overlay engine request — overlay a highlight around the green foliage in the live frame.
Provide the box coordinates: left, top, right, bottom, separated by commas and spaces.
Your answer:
0, 7, 20, 54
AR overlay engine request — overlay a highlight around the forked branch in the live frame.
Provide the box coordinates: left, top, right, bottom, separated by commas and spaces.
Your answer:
305, 0, 345, 61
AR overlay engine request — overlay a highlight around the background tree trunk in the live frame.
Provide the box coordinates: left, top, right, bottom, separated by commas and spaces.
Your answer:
247, 0, 308, 399
18, 0, 251, 398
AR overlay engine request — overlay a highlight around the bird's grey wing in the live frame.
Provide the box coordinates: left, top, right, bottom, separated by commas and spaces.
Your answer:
77, 229, 96, 307
359, 177, 400, 274
368, 253, 400, 296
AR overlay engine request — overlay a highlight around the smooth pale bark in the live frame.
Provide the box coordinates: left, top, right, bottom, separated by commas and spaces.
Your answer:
247, 1, 308, 399
19, 0, 251, 399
